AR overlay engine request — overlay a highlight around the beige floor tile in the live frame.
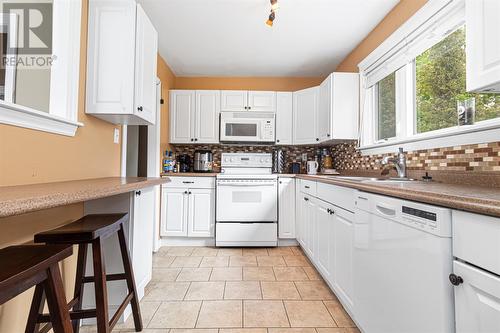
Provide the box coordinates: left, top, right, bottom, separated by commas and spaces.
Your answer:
316, 328, 360, 333
261, 282, 300, 300
218, 248, 243, 256
177, 268, 212, 282
283, 256, 311, 267
267, 247, 294, 256
171, 329, 218, 333
290, 247, 304, 256
302, 267, 322, 280
153, 255, 176, 268
323, 301, 356, 328
167, 247, 196, 256
115, 301, 161, 329
242, 248, 269, 256
294, 281, 335, 300
192, 247, 219, 257
121, 329, 170, 333
196, 300, 243, 328
284, 301, 336, 327
143, 282, 190, 301
210, 267, 243, 281
257, 256, 286, 267
230, 256, 258, 267
268, 328, 316, 333
243, 267, 275, 281
220, 329, 267, 333
148, 301, 202, 328
200, 256, 229, 267
225, 281, 262, 299
152, 268, 182, 282
171, 256, 203, 268
273, 267, 309, 281
185, 281, 225, 300
243, 300, 289, 327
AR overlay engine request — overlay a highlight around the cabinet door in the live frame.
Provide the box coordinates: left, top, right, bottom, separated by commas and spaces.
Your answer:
187, 189, 215, 238
161, 188, 188, 236
276, 92, 293, 145
221, 90, 248, 111
131, 186, 155, 289
170, 90, 195, 143
86, 0, 136, 117
293, 87, 319, 144
331, 73, 359, 140
454, 260, 500, 333
195, 90, 220, 143
303, 196, 317, 259
333, 207, 354, 309
248, 91, 276, 112
318, 76, 332, 142
296, 190, 305, 247
278, 178, 296, 238
316, 200, 333, 282
466, 0, 500, 92
134, 4, 158, 124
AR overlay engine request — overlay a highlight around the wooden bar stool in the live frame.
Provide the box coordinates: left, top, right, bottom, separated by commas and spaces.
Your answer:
0, 244, 73, 333
33, 213, 142, 333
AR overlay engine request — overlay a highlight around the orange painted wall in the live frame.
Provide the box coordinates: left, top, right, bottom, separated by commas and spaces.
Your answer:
336, 0, 428, 72
158, 56, 177, 154
174, 76, 324, 92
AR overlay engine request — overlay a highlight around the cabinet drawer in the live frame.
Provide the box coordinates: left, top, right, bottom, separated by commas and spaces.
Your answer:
300, 180, 317, 196
162, 177, 215, 189
316, 182, 355, 212
453, 210, 500, 275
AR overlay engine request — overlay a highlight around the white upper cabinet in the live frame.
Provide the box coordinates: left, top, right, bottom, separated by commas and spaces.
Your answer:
221, 90, 248, 111
86, 0, 158, 125
466, 0, 500, 92
221, 90, 276, 112
195, 90, 220, 143
276, 92, 293, 145
170, 90, 195, 144
248, 91, 277, 112
170, 90, 220, 144
293, 86, 319, 144
320, 73, 359, 142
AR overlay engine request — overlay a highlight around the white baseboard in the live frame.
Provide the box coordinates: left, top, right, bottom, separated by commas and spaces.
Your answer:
278, 238, 299, 246
160, 237, 216, 247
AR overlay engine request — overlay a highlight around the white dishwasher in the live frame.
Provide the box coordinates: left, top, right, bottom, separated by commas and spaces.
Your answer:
354, 191, 454, 333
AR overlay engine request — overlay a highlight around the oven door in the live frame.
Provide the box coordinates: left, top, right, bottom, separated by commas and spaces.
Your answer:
216, 179, 277, 222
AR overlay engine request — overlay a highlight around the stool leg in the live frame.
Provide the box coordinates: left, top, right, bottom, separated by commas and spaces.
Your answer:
43, 264, 73, 333
92, 238, 109, 333
72, 244, 88, 333
25, 283, 46, 333
118, 224, 143, 331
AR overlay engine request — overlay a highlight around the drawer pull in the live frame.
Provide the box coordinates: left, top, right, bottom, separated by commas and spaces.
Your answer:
449, 274, 463, 286
304, 186, 310, 189
304, 197, 309, 201
182, 181, 195, 184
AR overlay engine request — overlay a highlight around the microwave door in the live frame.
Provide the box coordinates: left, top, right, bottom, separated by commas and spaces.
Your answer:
221, 120, 260, 142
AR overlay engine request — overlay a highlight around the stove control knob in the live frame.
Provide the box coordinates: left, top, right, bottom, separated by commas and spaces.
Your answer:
260, 158, 264, 163
266, 158, 271, 163
224, 158, 228, 162
230, 158, 235, 162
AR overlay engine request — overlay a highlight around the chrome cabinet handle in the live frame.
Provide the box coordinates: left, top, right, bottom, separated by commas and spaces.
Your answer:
182, 181, 194, 184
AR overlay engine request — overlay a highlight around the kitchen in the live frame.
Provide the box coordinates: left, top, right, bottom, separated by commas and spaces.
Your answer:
0, 0, 499, 333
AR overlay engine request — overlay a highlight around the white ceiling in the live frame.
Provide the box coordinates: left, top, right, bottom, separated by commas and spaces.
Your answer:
138, 0, 399, 77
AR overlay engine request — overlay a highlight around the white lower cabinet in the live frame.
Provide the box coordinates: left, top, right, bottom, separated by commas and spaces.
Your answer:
315, 199, 333, 282
278, 177, 296, 238
161, 183, 215, 238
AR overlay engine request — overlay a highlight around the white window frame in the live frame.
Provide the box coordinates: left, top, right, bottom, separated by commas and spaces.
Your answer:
358, 0, 500, 155
0, 0, 83, 136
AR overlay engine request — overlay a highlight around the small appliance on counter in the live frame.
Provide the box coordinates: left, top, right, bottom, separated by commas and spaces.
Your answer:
290, 162, 301, 174
273, 149, 286, 174
194, 150, 213, 173
177, 154, 191, 173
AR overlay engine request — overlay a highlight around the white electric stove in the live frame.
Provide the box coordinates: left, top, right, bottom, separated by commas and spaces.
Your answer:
216, 153, 278, 247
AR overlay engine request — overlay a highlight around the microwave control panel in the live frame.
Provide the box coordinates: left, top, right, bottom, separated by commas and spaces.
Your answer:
262, 120, 275, 140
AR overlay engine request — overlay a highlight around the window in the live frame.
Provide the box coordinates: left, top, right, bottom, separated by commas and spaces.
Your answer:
377, 72, 396, 140
416, 26, 500, 133
358, 0, 500, 154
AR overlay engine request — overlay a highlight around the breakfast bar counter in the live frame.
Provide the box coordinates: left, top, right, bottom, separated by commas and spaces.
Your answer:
0, 177, 169, 218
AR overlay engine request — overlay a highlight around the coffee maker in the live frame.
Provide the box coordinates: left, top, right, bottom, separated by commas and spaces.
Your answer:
177, 154, 191, 173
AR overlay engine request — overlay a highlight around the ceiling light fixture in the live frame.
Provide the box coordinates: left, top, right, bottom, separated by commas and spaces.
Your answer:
266, 0, 278, 27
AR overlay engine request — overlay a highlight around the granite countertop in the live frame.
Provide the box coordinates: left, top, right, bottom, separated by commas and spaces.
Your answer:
161, 172, 218, 177
297, 175, 500, 218
0, 177, 169, 218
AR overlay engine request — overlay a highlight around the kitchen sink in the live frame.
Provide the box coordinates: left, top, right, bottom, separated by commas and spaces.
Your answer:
324, 176, 416, 182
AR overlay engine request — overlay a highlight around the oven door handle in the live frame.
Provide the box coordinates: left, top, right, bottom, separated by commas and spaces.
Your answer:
217, 183, 276, 187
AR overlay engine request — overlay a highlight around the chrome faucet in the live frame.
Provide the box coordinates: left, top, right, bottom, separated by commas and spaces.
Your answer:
381, 147, 407, 179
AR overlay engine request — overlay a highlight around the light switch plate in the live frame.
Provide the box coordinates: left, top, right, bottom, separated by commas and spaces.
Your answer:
113, 128, 120, 144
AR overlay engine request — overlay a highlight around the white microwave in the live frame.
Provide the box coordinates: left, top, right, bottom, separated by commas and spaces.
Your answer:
220, 112, 275, 143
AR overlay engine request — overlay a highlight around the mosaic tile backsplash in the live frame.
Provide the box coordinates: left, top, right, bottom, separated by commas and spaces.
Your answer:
171, 141, 500, 173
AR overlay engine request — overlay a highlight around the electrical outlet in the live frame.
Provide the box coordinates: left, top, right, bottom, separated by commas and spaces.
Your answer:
301, 153, 308, 162
113, 128, 120, 144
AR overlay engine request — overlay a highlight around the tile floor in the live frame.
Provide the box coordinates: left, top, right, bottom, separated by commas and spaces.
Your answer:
81, 246, 359, 333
